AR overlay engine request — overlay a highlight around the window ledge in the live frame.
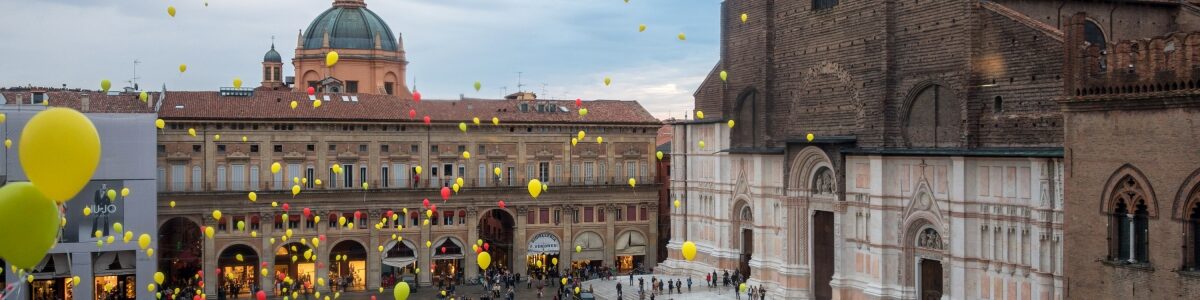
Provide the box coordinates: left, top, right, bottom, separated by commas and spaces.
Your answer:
1177, 269, 1200, 279
1101, 259, 1155, 271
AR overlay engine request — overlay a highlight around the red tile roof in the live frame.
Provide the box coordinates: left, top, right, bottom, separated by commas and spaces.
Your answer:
656, 125, 673, 146
158, 90, 661, 125
1, 90, 156, 113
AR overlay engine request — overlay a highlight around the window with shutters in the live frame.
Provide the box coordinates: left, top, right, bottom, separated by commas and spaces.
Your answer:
584, 162, 595, 185
306, 166, 315, 188
171, 165, 188, 191
192, 166, 203, 191
360, 165, 368, 187
158, 167, 167, 192
231, 164, 245, 191
382, 166, 390, 188
585, 207, 595, 223
249, 166, 260, 190
539, 162, 550, 182
288, 163, 300, 189
540, 208, 550, 224
344, 164, 355, 188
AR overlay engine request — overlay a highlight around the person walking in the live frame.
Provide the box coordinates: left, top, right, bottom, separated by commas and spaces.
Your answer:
616, 282, 623, 300
686, 277, 692, 292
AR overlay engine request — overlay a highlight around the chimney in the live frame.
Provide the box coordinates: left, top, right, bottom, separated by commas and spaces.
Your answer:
81, 94, 90, 112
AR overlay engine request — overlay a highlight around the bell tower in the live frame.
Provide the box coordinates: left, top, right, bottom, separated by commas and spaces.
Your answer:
261, 41, 284, 89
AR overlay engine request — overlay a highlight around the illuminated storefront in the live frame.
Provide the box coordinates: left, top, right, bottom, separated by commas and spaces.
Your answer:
525, 232, 560, 273
615, 231, 647, 272
431, 238, 464, 287
218, 245, 260, 297
381, 240, 418, 288
29, 254, 74, 300
327, 241, 367, 292
572, 232, 604, 268
274, 243, 315, 294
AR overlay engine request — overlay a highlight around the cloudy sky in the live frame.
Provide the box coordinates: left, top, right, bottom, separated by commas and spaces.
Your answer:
0, 0, 720, 120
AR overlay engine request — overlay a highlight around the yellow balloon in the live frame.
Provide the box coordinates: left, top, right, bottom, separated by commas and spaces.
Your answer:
552, 257, 558, 265
578, 131, 585, 140
682, 241, 698, 261
339, 216, 347, 226
312, 237, 320, 247
188, 128, 196, 137
393, 282, 411, 300
462, 151, 471, 159
696, 111, 705, 119
425, 240, 432, 248
237, 221, 245, 231
674, 199, 681, 208
233, 77, 243, 89
19, 108, 101, 202
113, 222, 123, 233
596, 136, 603, 144
167, 6, 176, 17
492, 117, 499, 125
571, 138, 578, 146
575, 287, 580, 294
493, 167, 501, 177
628, 178, 636, 187
414, 166, 422, 175
741, 13, 748, 23
315, 179, 323, 185
561, 278, 567, 285
248, 192, 257, 202
286, 229, 294, 238
0, 183, 58, 268
236, 254, 244, 262
378, 245, 384, 252
290, 101, 298, 110
472, 117, 480, 125
107, 189, 116, 201
242, 136, 247, 142
362, 182, 369, 190
212, 210, 222, 221
251, 231, 258, 237
204, 227, 214, 239
527, 179, 542, 199
456, 177, 464, 187
638, 24, 647, 32
426, 210, 433, 218
100, 80, 112, 92
83, 206, 92, 216
477, 251, 492, 270
138, 233, 151, 250
575, 245, 582, 253
326, 51, 339, 67
155, 119, 165, 129
656, 151, 663, 160
179, 64, 187, 73
310, 99, 322, 108
678, 33, 687, 40
728, 120, 736, 128
740, 283, 747, 292
292, 185, 301, 196
139, 91, 148, 103
314, 216, 321, 223
459, 122, 468, 132
698, 140, 706, 149
262, 268, 268, 277
169, 201, 175, 208
579, 108, 589, 117
123, 231, 133, 243
146, 248, 154, 257
106, 235, 115, 244
452, 183, 460, 193
96, 239, 104, 248
121, 187, 130, 197
807, 133, 815, 142
603, 77, 612, 86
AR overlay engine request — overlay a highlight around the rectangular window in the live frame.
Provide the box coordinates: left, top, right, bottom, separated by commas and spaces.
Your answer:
157, 167, 167, 192
813, 0, 838, 10
615, 207, 624, 221
526, 164, 535, 183
572, 209, 579, 223
553, 209, 561, 224
431, 145, 439, 153
598, 161, 606, 184
359, 144, 368, 153
584, 162, 594, 185
382, 166, 390, 188
493, 163, 504, 186
457, 145, 466, 153
626, 161, 637, 178
360, 165, 368, 187
396, 163, 408, 188
640, 206, 648, 221
273, 165, 283, 190
458, 165, 466, 183
584, 207, 594, 223
250, 166, 260, 190
627, 205, 637, 221
329, 167, 338, 190
539, 162, 550, 182
192, 166, 202, 191
597, 207, 606, 222
554, 163, 563, 184
171, 165, 186, 191
479, 164, 487, 187
250, 145, 259, 153
344, 164, 355, 188
274, 145, 283, 153
231, 164, 245, 191
571, 163, 580, 184
444, 164, 454, 177
346, 81, 359, 93
381, 145, 390, 153
540, 208, 550, 224
288, 163, 300, 189
306, 167, 315, 188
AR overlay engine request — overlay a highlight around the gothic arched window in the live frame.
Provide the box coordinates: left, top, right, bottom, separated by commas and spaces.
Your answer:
1108, 175, 1150, 263
1184, 185, 1200, 270
903, 84, 961, 148
733, 90, 758, 148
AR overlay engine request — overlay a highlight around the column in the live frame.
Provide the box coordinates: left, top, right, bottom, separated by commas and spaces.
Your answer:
203, 216, 217, 298
464, 207, 479, 280
366, 210, 382, 291
561, 205, 574, 271
261, 212, 274, 294
605, 204, 616, 268
419, 217, 431, 287
514, 207, 529, 275
646, 204, 659, 269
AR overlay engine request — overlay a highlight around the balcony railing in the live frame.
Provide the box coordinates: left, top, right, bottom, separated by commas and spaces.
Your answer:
158, 176, 659, 193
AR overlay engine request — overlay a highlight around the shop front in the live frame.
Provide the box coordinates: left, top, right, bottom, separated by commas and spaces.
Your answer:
30, 254, 73, 300
217, 244, 260, 298
431, 238, 464, 288
615, 231, 647, 273
525, 232, 560, 276
380, 240, 418, 289
328, 241, 367, 292
572, 232, 605, 269
93, 252, 137, 300
274, 243, 314, 295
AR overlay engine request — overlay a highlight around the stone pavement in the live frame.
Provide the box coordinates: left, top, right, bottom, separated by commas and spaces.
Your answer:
580, 275, 747, 300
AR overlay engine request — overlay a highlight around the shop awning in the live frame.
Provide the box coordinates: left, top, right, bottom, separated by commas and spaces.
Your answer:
615, 231, 646, 256
94, 251, 136, 275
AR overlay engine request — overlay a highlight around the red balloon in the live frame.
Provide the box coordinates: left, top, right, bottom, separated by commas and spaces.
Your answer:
408, 109, 417, 119
423, 199, 430, 207
371, 297, 376, 300
194, 295, 202, 300
306, 86, 315, 96
440, 187, 451, 200
430, 204, 437, 212
497, 200, 506, 208
354, 210, 362, 219
319, 234, 327, 241
423, 116, 431, 125
303, 207, 311, 217
386, 210, 394, 218
282, 203, 290, 211
215, 268, 222, 275
413, 90, 422, 102
256, 291, 266, 300
441, 246, 447, 254
198, 281, 204, 288
484, 243, 490, 251
475, 248, 482, 254
575, 98, 582, 107
261, 262, 268, 267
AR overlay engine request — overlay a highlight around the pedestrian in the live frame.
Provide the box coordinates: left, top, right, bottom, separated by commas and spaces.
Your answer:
705, 273, 711, 288
687, 277, 692, 292
617, 282, 623, 300
629, 273, 634, 285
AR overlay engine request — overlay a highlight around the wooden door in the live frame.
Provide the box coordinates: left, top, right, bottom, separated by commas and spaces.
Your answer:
813, 211, 835, 300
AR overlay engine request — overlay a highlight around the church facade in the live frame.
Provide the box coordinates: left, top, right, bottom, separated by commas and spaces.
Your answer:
659, 1, 1200, 299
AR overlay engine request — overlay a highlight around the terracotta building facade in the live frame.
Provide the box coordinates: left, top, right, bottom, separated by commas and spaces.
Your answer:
285, 0, 410, 96
1060, 12, 1200, 299
659, 1, 1200, 299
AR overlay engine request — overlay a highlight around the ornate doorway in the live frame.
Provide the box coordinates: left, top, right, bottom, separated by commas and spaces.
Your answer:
812, 211, 835, 300
919, 258, 943, 300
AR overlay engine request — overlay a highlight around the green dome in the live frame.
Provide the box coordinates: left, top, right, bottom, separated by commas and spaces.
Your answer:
302, 4, 397, 51
264, 44, 282, 63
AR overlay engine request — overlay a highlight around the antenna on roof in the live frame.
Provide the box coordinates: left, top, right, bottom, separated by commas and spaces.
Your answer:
127, 59, 142, 91
540, 83, 548, 99
516, 71, 525, 93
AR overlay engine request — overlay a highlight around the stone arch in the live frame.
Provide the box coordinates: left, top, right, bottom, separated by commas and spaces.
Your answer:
157, 216, 203, 284
900, 215, 948, 289
432, 236, 466, 256
733, 87, 760, 147
573, 231, 605, 251
1172, 167, 1200, 220
898, 81, 962, 148
793, 61, 865, 132
301, 70, 321, 90
788, 146, 837, 196
1099, 164, 1159, 217
732, 198, 754, 252
615, 229, 648, 257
